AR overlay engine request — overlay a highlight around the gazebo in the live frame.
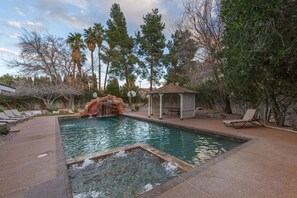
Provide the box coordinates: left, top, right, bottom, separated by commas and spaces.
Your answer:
147, 83, 197, 120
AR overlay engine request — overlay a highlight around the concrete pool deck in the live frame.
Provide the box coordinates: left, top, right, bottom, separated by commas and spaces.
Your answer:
0, 113, 297, 197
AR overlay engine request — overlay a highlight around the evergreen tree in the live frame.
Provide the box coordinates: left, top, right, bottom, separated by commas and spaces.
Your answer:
105, 3, 137, 92
165, 30, 197, 86
105, 78, 120, 97
136, 9, 166, 91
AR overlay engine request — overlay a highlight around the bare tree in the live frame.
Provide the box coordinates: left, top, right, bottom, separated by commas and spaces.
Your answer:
8, 84, 81, 109
180, 0, 231, 113
7, 29, 72, 85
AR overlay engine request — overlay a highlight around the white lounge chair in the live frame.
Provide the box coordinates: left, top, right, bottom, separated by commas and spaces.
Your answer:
223, 109, 264, 129
0, 118, 17, 125
0, 122, 7, 127
0, 112, 23, 123
10, 109, 32, 120
3, 110, 28, 122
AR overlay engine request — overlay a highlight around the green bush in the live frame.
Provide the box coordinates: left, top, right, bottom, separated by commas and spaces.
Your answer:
72, 107, 78, 113
0, 126, 10, 135
134, 105, 140, 111
48, 106, 59, 113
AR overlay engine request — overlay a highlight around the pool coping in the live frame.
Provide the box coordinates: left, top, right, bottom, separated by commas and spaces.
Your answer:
66, 143, 194, 172
58, 114, 252, 197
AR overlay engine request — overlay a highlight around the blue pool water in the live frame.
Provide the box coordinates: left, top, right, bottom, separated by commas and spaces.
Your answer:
69, 149, 180, 197
59, 116, 245, 165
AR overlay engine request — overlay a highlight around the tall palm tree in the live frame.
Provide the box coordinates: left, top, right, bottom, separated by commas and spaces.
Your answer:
84, 27, 97, 90
66, 32, 85, 86
93, 23, 104, 92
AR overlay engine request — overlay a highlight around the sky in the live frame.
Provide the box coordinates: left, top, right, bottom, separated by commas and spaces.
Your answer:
0, 0, 186, 87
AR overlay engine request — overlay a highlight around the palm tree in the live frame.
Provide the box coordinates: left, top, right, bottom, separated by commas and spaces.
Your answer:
77, 52, 87, 78
84, 27, 97, 90
93, 23, 104, 92
66, 33, 85, 86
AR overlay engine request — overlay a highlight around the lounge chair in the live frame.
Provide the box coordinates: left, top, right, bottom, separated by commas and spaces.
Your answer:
223, 109, 264, 129
0, 122, 7, 127
3, 110, 28, 122
0, 118, 17, 125
0, 112, 23, 123
10, 109, 33, 120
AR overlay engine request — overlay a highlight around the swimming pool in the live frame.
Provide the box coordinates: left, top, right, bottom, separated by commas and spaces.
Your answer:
59, 116, 245, 165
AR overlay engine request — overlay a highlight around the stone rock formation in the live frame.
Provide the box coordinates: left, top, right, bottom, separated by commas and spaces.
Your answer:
80, 95, 126, 117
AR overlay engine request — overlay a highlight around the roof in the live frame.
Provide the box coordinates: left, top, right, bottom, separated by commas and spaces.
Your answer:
148, 83, 197, 94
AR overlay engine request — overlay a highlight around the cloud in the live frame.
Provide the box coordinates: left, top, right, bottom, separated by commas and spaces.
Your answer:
65, 0, 88, 10
6, 20, 45, 31
7, 20, 22, 29
16, 7, 25, 17
9, 33, 20, 39
16, 0, 186, 33
88, 0, 185, 32
25, 21, 44, 30
0, 47, 19, 56
34, 0, 92, 29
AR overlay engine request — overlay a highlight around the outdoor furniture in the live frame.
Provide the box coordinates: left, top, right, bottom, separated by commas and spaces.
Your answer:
165, 107, 180, 115
0, 112, 24, 123
11, 109, 33, 120
4, 110, 28, 121
223, 109, 265, 129
0, 118, 17, 125
0, 122, 7, 127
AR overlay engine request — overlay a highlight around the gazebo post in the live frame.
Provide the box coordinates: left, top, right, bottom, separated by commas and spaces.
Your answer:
159, 94, 163, 119
179, 94, 183, 120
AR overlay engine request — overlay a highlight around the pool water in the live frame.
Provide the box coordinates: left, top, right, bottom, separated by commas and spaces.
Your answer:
69, 149, 180, 198
59, 116, 245, 165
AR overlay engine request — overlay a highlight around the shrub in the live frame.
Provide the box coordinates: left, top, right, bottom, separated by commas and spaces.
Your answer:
134, 105, 140, 112
72, 107, 78, 113
48, 106, 59, 113
0, 126, 10, 135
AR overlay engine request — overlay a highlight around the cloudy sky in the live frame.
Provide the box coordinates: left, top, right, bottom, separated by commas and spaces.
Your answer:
0, 0, 186, 79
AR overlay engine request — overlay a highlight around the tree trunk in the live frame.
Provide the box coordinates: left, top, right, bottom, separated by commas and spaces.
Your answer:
150, 62, 153, 91
98, 48, 101, 92
125, 65, 130, 91
104, 60, 110, 91
91, 51, 95, 90
72, 61, 76, 86
223, 93, 232, 114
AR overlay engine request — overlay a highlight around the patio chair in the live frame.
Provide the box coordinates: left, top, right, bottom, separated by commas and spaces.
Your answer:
10, 109, 33, 120
4, 110, 29, 121
0, 122, 7, 127
0, 112, 24, 123
0, 118, 17, 125
223, 109, 265, 129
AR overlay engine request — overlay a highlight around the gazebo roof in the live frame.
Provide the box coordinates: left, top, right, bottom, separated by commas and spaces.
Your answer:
148, 83, 197, 94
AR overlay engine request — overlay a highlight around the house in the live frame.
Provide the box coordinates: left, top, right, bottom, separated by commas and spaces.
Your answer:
138, 88, 151, 98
